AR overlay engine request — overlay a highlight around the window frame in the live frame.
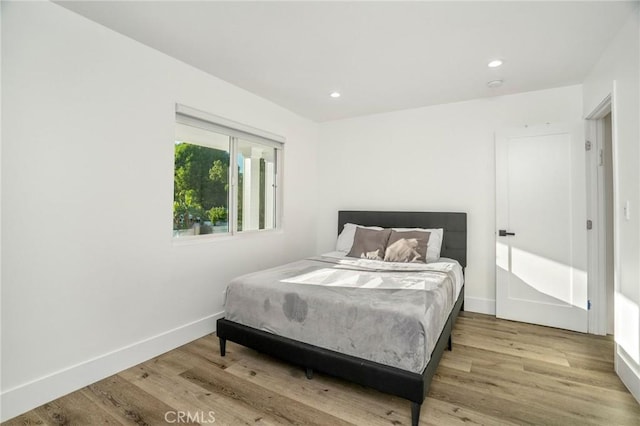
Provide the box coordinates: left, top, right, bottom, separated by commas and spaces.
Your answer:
174, 104, 284, 241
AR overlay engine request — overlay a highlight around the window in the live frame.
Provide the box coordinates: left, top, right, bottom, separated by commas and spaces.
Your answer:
173, 105, 283, 238
236, 138, 277, 232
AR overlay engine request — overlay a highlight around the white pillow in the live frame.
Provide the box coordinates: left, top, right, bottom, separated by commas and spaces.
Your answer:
336, 223, 383, 252
393, 228, 443, 262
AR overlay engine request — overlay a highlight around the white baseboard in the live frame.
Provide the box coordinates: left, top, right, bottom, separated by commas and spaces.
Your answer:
464, 296, 496, 315
0, 311, 224, 422
616, 345, 640, 404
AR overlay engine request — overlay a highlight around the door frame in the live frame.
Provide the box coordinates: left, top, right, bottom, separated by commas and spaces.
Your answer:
585, 92, 617, 336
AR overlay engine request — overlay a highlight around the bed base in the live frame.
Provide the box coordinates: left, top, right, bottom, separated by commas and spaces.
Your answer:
217, 286, 464, 426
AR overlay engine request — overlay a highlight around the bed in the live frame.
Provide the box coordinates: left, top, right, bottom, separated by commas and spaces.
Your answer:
216, 211, 467, 426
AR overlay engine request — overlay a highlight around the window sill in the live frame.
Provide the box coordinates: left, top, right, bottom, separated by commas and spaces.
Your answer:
172, 228, 284, 247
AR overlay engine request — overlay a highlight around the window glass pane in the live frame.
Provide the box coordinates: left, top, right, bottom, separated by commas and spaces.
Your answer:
236, 139, 277, 232
174, 125, 230, 237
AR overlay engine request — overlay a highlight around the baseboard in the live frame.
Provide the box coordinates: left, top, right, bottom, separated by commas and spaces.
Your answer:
0, 311, 224, 422
464, 296, 496, 315
616, 345, 640, 404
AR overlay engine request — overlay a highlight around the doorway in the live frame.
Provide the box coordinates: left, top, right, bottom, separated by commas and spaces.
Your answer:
585, 96, 615, 336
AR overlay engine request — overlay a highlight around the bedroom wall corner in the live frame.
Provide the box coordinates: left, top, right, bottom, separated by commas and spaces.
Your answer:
0, 1, 319, 421
582, 4, 640, 403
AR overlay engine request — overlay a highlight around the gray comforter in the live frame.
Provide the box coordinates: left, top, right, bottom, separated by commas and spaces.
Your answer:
223, 253, 462, 373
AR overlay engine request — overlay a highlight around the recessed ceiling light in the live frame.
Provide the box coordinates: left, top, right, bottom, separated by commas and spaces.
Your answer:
487, 79, 504, 88
488, 59, 503, 68
330, 91, 341, 98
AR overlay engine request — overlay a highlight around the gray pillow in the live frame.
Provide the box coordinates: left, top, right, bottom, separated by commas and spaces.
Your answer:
384, 230, 431, 263
347, 228, 391, 261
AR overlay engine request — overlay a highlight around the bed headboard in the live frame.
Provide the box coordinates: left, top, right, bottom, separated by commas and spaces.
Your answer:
337, 211, 467, 268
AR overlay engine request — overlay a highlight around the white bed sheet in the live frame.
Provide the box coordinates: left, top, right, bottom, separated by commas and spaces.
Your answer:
319, 251, 464, 298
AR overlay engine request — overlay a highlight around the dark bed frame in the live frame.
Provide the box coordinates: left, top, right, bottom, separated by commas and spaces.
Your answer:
217, 211, 467, 426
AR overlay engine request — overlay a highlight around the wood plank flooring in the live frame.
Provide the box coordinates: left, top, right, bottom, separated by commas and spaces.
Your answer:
4, 312, 640, 425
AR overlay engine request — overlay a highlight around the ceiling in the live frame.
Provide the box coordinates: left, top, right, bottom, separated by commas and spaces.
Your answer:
57, 1, 637, 122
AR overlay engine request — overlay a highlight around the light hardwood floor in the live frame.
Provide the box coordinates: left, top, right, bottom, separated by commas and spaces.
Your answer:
4, 312, 640, 425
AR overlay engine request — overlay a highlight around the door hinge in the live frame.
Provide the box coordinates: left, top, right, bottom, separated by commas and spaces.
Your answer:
585, 140, 592, 151
599, 149, 604, 166
588, 300, 591, 310
587, 219, 593, 230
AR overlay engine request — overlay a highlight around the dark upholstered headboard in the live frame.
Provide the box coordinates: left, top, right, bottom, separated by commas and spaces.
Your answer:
337, 211, 467, 268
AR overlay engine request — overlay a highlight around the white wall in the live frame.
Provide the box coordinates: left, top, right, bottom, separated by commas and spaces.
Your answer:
317, 85, 584, 315
582, 6, 640, 402
0, 1, 3, 414
0, 2, 318, 420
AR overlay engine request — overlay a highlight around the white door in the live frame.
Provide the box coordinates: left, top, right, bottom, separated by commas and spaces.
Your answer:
496, 123, 588, 333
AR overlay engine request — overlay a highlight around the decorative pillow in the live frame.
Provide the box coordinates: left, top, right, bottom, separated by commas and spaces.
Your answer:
347, 228, 391, 261
393, 227, 443, 262
384, 230, 431, 263
336, 223, 384, 252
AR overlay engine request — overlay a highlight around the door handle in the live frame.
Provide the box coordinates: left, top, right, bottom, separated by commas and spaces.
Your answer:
498, 230, 516, 237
